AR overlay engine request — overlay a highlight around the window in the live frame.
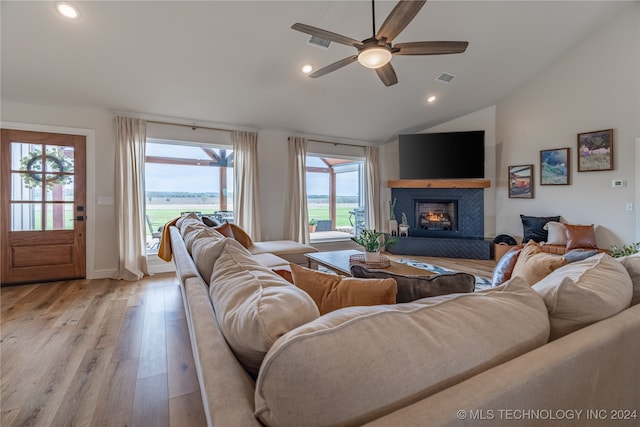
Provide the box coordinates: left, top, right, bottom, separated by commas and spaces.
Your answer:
306, 155, 364, 237
145, 138, 233, 252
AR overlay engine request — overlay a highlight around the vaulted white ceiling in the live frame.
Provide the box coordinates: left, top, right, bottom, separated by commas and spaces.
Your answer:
0, 1, 631, 143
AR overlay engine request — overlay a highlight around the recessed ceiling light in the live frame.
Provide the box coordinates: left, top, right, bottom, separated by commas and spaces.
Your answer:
301, 64, 314, 74
56, 2, 80, 19
427, 95, 437, 104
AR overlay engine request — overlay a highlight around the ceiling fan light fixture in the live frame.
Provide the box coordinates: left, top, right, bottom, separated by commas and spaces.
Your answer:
55, 1, 80, 19
357, 47, 392, 69
301, 64, 314, 74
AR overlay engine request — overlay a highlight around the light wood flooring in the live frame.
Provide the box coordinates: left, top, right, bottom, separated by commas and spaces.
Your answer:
1, 273, 206, 427
0, 256, 495, 426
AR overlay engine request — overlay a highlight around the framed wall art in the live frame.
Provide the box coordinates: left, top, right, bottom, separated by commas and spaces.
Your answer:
577, 129, 613, 172
508, 164, 534, 199
540, 147, 570, 185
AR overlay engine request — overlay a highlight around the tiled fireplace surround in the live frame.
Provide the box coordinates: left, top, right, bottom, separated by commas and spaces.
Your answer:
387, 182, 492, 260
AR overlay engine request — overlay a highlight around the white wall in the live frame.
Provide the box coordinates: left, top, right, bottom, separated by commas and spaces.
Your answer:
380, 106, 497, 238
495, 3, 640, 248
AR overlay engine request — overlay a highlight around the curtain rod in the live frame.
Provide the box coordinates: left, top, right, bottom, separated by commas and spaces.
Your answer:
289, 136, 365, 149
146, 119, 233, 133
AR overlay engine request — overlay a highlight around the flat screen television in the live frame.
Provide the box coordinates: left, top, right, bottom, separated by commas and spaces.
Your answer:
398, 130, 485, 179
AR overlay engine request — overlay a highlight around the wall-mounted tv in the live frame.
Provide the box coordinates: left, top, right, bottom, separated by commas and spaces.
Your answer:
398, 130, 485, 179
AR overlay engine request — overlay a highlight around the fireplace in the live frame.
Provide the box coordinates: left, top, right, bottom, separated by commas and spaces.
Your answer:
387, 181, 492, 259
415, 200, 457, 232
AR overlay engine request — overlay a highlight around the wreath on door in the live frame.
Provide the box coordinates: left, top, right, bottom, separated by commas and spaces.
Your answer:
20, 150, 74, 189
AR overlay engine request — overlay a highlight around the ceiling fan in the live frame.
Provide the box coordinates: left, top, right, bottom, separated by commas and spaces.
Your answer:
292, 0, 468, 87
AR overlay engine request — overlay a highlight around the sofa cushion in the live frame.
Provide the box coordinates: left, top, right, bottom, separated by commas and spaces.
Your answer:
179, 217, 206, 240
349, 264, 474, 302
511, 240, 568, 285
252, 253, 290, 269
543, 221, 567, 246
176, 211, 201, 230
532, 253, 633, 340
520, 214, 560, 243
290, 264, 397, 315
183, 227, 223, 255
191, 236, 231, 284
614, 254, 640, 306
564, 223, 597, 250
491, 246, 521, 287
209, 241, 320, 377
255, 277, 550, 427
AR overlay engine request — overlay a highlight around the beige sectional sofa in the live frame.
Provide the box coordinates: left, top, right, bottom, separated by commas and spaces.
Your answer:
169, 217, 640, 427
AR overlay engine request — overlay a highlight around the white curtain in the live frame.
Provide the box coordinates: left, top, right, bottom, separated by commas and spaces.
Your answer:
365, 145, 380, 231
287, 137, 310, 244
232, 131, 261, 240
114, 116, 148, 280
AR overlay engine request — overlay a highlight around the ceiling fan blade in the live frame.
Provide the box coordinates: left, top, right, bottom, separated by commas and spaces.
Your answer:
375, 62, 398, 87
376, 0, 427, 43
394, 41, 469, 55
291, 23, 363, 48
309, 55, 359, 78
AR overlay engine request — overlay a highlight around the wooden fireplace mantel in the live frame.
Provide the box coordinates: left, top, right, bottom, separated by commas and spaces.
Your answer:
387, 179, 491, 189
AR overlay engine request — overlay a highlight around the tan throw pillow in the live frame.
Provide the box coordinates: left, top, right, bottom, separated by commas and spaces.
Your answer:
255, 277, 550, 427
213, 221, 235, 239
533, 253, 632, 340
511, 240, 568, 285
290, 264, 397, 315
210, 241, 319, 377
492, 246, 521, 287
564, 224, 597, 250
615, 254, 640, 306
543, 221, 567, 246
229, 223, 253, 249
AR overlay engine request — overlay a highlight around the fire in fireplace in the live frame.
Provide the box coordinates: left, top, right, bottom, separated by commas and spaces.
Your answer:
415, 200, 458, 231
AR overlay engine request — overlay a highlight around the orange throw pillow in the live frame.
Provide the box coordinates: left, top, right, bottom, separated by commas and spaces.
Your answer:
229, 223, 253, 249
289, 264, 397, 315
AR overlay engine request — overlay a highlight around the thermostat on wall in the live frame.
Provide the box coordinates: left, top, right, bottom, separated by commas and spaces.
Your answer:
612, 179, 625, 188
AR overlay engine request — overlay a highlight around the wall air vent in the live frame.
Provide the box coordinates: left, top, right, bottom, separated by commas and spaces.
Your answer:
436, 72, 456, 83
308, 36, 331, 49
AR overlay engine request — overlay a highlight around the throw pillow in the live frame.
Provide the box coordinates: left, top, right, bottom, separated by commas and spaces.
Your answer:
543, 221, 567, 246
272, 269, 293, 284
214, 221, 234, 238
210, 240, 320, 377
520, 214, 561, 243
290, 264, 397, 315
563, 248, 599, 263
183, 227, 223, 255
229, 223, 253, 249
615, 254, 640, 306
564, 224, 597, 250
492, 246, 522, 287
201, 215, 220, 227
511, 240, 568, 285
349, 264, 474, 302
533, 253, 632, 340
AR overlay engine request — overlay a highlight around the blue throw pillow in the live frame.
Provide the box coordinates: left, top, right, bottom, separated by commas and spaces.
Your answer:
563, 249, 599, 263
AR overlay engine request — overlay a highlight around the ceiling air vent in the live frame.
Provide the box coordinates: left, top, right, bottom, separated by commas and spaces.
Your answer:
436, 72, 456, 83
308, 36, 331, 49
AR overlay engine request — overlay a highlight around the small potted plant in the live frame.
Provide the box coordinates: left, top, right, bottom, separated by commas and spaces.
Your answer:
351, 229, 397, 262
309, 218, 317, 233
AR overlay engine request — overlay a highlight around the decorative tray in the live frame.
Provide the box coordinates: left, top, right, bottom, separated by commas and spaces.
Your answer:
349, 253, 391, 269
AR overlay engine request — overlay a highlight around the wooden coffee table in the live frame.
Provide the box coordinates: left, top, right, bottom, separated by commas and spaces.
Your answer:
305, 249, 434, 277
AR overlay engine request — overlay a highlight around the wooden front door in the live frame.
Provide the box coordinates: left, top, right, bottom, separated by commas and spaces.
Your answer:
1, 129, 86, 285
